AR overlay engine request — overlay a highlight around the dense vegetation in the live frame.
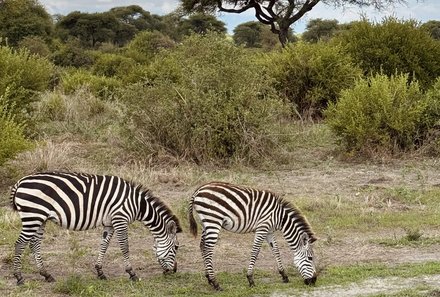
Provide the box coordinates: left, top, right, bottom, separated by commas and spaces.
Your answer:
0, 0, 439, 168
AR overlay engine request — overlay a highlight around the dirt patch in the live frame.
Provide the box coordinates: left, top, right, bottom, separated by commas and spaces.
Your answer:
274, 275, 440, 296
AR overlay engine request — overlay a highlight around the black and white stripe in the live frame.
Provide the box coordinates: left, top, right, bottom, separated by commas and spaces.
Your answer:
188, 181, 317, 290
10, 172, 182, 285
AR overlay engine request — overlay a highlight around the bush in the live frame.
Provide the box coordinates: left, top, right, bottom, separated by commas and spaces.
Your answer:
325, 73, 436, 156
335, 18, 440, 88
121, 34, 289, 164
18, 36, 51, 57
0, 91, 32, 165
51, 39, 94, 68
262, 41, 361, 119
125, 31, 175, 63
0, 45, 54, 113
34, 89, 124, 141
60, 69, 122, 99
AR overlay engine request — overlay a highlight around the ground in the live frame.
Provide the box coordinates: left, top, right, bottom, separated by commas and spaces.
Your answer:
1, 154, 440, 296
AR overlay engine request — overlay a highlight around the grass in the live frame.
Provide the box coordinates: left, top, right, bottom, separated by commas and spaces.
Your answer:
2, 262, 438, 297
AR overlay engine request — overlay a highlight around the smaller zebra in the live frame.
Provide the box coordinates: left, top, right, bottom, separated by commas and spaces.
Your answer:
10, 172, 182, 285
188, 182, 317, 290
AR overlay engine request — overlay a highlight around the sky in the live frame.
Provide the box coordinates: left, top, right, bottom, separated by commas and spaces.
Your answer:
39, 0, 440, 34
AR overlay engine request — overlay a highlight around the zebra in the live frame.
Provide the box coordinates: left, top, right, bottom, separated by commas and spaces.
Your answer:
10, 171, 182, 285
188, 181, 317, 290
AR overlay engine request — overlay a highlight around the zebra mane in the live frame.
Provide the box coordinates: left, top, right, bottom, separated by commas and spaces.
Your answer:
279, 197, 316, 241
137, 184, 183, 233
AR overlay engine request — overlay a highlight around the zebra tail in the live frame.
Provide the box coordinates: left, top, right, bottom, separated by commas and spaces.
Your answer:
10, 182, 20, 211
188, 195, 198, 238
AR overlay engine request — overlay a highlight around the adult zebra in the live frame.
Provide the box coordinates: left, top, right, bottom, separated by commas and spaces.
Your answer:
10, 172, 182, 285
188, 181, 317, 290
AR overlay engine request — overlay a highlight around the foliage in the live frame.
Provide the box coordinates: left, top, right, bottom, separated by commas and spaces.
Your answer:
17, 36, 51, 57
92, 53, 136, 78
0, 0, 53, 46
0, 90, 32, 165
421, 20, 440, 40
178, 13, 227, 36
0, 45, 54, 113
262, 41, 361, 119
233, 21, 262, 48
125, 30, 175, 63
325, 73, 438, 156
335, 18, 440, 88
34, 89, 124, 142
302, 18, 339, 42
233, 21, 295, 49
121, 34, 288, 164
51, 38, 95, 68
60, 69, 122, 99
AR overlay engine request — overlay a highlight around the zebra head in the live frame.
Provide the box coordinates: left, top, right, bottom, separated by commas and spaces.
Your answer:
293, 232, 317, 285
153, 220, 180, 274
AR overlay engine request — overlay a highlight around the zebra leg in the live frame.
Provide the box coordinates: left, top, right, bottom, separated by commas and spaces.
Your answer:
266, 233, 289, 283
29, 225, 55, 283
13, 225, 41, 285
246, 227, 268, 287
95, 226, 114, 280
200, 226, 222, 291
113, 221, 139, 281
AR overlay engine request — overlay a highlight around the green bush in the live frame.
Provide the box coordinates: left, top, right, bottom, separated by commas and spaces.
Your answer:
34, 89, 124, 141
125, 31, 175, 64
0, 45, 54, 113
335, 18, 440, 88
92, 53, 136, 78
51, 39, 94, 68
325, 73, 436, 156
61, 69, 122, 99
0, 91, 32, 165
121, 34, 289, 164
262, 41, 361, 119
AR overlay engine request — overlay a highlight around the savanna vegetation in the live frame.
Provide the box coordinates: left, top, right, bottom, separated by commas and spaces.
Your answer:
1, 0, 440, 296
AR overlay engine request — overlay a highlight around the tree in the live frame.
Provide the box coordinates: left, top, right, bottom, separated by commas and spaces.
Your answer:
302, 18, 339, 42
233, 21, 295, 49
179, 13, 227, 35
0, 0, 53, 46
421, 20, 440, 40
181, 0, 406, 47
233, 21, 263, 47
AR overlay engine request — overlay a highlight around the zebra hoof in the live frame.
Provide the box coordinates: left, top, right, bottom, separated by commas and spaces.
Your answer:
282, 275, 289, 283
16, 277, 25, 286
45, 275, 56, 283
246, 275, 255, 287
130, 275, 139, 282
98, 274, 107, 280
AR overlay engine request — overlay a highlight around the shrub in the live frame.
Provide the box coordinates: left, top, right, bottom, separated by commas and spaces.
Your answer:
325, 73, 435, 156
92, 53, 136, 78
335, 18, 440, 88
121, 34, 289, 165
0, 91, 32, 165
0, 45, 54, 113
51, 39, 94, 68
125, 31, 175, 63
18, 36, 51, 57
60, 69, 122, 99
34, 89, 124, 142
262, 41, 361, 119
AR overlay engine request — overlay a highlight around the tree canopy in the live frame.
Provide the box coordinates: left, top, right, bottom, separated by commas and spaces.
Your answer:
302, 18, 339, 42
181, 0, 407, 46
0, 0, 53, 46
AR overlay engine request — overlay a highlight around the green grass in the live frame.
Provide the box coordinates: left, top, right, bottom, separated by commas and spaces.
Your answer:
5, 262, 439, 297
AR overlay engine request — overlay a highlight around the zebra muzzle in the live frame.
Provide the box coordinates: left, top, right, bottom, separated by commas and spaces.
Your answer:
304, 274, 317, 286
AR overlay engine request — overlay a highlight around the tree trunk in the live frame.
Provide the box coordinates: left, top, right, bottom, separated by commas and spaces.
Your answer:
278, 27, 289, 48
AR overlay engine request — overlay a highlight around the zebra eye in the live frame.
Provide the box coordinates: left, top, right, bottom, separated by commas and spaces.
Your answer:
175, 245, 179, 251
307, 256, 313, 261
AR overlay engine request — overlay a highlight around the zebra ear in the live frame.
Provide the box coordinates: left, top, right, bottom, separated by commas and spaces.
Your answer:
167, 220, 177, 235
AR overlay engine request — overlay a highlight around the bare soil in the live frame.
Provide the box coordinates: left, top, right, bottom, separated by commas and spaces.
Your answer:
1, 158, 440, 295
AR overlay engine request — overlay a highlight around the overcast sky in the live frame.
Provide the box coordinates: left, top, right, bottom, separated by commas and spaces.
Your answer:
39, 0, 440, 33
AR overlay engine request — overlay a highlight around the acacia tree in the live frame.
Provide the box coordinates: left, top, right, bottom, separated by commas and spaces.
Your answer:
181, 0, 406, 47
